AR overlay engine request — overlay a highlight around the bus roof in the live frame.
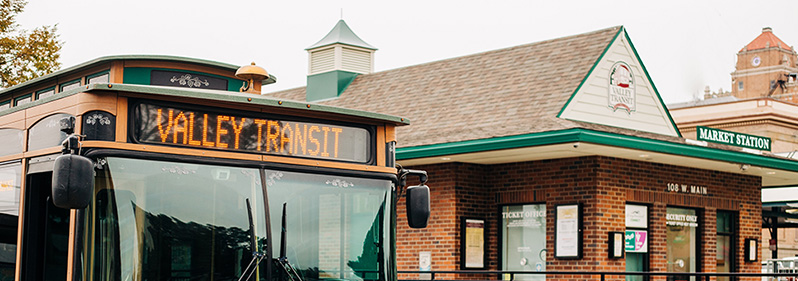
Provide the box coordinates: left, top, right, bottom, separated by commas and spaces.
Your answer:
0, 54, 409, 125
0, 54, 276, 96
2, 82, 411, 126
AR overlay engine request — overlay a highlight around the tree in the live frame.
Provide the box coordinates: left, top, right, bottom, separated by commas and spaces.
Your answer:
0, 0, 62, 88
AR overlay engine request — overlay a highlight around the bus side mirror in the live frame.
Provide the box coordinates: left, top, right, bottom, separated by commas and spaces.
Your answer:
406, 184, 430, 228
52, 154, 94, 209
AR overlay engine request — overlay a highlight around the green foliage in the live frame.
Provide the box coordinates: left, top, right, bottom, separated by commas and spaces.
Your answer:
0, 0, 62, 88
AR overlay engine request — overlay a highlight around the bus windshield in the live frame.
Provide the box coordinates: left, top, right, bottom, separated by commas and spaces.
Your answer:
265, 169, 390, 281
86, 157, 391, 281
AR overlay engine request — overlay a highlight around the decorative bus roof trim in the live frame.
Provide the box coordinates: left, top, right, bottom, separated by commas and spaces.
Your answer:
0, 82, 410, 126
0, 54, 277, 96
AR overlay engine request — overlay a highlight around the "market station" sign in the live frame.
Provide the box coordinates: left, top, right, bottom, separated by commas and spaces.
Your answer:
696, 126, 771, 151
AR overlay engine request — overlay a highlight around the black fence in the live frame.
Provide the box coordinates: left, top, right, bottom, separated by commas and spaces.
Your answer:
397, 270, 797, 281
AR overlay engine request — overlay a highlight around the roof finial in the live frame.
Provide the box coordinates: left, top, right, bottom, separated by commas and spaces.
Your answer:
340, 8, 343, 20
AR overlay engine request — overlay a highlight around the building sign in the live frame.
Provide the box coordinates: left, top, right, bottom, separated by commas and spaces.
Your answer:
132, 101, 371, 163
666, 212, 698, 227
555, 204, 581, 258
696, 126, 771, 151
608, 61, 636, 114
462, 218, 485, 269
625, 230, 648, 253
666, 182, 708, 195
625, 204, 647, 228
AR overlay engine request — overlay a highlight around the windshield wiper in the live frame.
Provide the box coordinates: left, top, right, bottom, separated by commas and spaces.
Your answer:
239, 198, 266, 281
276, 202, 303, 281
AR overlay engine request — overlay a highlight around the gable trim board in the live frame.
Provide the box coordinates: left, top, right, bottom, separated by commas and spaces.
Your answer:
395, 128, 798, 177
624, 30, 682, 137
557, 27, 682, 137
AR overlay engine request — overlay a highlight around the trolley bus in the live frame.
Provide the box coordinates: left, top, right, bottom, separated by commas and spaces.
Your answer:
0, 55, 430, 281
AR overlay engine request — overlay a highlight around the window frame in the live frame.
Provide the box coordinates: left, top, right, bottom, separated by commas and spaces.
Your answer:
35, 87, 56, 100
59, 79, 82, 92
13, 94, 32, 106
86, 71, 110, 84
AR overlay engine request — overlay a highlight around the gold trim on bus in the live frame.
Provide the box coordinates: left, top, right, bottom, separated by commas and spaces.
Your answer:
80, 141, 398, 174
14, 158, 26, 281
115, 97, 128, 142
23, 147, 62, 158
0, 154, 23, 164
376, 126, 386, 167
66, 210, 77, 281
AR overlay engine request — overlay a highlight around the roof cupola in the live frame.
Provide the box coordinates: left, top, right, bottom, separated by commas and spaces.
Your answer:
305, 20, 376, 102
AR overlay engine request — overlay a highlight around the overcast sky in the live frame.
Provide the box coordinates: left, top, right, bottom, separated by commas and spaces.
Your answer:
16, 0, 798, 104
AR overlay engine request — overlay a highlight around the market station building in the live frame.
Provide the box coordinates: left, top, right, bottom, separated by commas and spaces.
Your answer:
268, 23, 798, 277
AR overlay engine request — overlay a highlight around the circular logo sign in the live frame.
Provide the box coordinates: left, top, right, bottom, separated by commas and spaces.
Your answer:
608, 62, 636, 114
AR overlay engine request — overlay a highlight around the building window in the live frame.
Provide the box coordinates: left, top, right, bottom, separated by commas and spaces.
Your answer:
626, 204, 649, 281
738, 81, 744, 91
0, 100, 9, 111
716, 211, 736, 281
666, 207, 698, 280
501, 204, 546, 281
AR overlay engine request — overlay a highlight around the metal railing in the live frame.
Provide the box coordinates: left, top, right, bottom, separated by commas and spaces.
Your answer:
397, 270, 798, 281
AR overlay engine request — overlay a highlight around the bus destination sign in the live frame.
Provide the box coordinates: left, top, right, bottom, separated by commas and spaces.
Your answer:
132, 102, 371, 163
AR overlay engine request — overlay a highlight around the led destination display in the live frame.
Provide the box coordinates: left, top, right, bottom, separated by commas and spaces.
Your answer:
133, 102, 371, 162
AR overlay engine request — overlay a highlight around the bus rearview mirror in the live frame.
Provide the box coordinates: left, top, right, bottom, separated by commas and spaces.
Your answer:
52, 154, 94, 209
406, 184, 430, 228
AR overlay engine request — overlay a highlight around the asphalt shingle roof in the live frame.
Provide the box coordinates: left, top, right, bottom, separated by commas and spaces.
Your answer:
267, 26, 622, 147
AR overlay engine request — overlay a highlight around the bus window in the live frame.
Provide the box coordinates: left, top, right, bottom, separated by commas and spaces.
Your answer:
0, 162, 20, 280
87, 157, 267, 280
22, 171, 70, 280
27, 114, 72, 152
265, 170, 391, 281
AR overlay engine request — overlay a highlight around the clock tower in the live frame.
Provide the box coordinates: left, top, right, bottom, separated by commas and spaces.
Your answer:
730, 27, 798, 101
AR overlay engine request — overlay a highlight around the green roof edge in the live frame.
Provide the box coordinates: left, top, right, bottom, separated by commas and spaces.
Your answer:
556, 26, 623, 118
623, 28, 683, 137
396, 128, 798, 175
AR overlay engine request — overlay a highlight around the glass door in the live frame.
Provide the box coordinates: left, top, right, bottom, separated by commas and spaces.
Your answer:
500, 204, 546, 281
716, 211, 735, 281
666, 207, 698, 281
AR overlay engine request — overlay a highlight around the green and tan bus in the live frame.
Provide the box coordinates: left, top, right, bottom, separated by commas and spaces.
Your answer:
0, 55, 429, 281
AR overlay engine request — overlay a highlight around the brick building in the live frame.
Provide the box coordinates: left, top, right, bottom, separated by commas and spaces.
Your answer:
730, 27, 798, 102
669, 27, 798, 260
267, 22, 798, 279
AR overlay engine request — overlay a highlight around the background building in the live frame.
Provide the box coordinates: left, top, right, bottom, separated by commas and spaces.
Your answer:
669, 27, 798, 260
730, 27, 798, 102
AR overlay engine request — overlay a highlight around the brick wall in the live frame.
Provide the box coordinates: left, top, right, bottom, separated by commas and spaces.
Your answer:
396, 156, 762, 280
